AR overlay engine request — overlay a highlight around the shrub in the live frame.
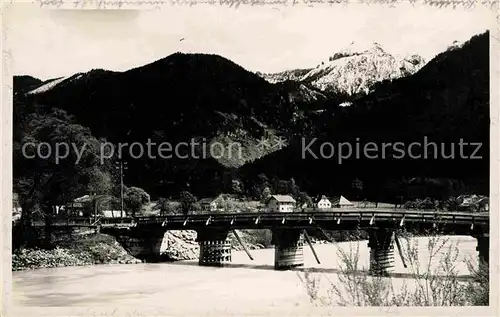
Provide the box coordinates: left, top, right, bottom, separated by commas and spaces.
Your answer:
298, 233, 488, 306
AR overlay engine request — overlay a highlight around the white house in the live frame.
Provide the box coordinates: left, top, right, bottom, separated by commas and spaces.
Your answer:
316, 195, 332, 209
267, 195, 296, 213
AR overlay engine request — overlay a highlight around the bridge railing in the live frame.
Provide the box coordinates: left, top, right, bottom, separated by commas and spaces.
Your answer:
132, 210, 488, 227
32, 216, 98, 226
99, 217, 135, 225
35, 209, 489, 229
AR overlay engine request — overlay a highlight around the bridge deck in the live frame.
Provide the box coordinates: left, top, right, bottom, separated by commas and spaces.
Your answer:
34, 209, 489, 234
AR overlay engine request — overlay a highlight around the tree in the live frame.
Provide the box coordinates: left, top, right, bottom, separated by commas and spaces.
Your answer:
153, 197, 180, 215
231, 179, 244, 196
290, 178, 302, 197
295, 191, 313, 209
123, 186, 150, 217
250, 185, 261, 200
218, 198, 238, 214
260, 186, 272, 202
257, 173, 269, 186
271, 177, 290, 195
250, 173, 270, 199
153, 197, 169, 215
351, 178, 364, 200
191, 202, 202, 214
13, 109, 113, 248
179, 191, 197, 215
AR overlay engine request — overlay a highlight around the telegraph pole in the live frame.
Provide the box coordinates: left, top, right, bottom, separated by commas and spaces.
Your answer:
115, 161, 128, 218
120, 162, 124, 217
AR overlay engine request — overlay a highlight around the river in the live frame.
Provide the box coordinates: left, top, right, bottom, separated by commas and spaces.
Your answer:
12, 235, 478, 314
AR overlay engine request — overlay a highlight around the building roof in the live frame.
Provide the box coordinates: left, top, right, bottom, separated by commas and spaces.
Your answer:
216, 193, 238, 200
74, 195, 93, 203
268, 195, 296, 203
315, 195, 331, 203
331, 195, 353, 206
477, 197, 489, 205
339, 195, 353, 205
458, 195, 489, 207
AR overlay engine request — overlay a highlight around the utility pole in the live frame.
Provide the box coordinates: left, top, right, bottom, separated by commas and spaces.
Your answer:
120, 162, 124, 217
115, 161, 128, 218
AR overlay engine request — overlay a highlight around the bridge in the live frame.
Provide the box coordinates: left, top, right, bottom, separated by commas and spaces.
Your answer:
34, 208, 490, 275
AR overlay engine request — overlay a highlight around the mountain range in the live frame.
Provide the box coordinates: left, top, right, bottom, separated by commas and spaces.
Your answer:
13, 31, 490, 200
258, 42, 426, 97
241, 32, 489, 201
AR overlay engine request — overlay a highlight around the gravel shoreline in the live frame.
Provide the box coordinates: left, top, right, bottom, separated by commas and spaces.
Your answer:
12, 230, 271, 271
12, 234, 143, 271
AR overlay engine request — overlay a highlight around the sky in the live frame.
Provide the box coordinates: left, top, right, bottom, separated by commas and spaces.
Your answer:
5, 3, 494, 80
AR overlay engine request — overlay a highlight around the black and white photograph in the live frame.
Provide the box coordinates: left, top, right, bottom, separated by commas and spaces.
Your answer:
3, 2, 498, 315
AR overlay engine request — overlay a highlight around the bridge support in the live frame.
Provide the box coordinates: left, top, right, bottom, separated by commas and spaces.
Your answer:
196, 229, 232, 267
109, 228, 165, 262
476, 234, 489, 268
368, 228, 395, 276
272, 229, 304, 270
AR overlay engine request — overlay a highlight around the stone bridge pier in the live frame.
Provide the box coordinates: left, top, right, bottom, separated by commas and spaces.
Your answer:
196, 229, 232, 267
367, 228, 395, 276
102, 227, 166, 262
272, 229, 304, 270
476, 233, 489, 269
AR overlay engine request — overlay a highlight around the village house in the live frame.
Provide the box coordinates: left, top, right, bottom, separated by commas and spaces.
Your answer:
315, 195, 332, 209
199, 198, 218, 212
266, 195, 296, 213
199, 194, 237, 212
457, 195, 489, 212
100, 210, 123, 218
65, 195, 93, 217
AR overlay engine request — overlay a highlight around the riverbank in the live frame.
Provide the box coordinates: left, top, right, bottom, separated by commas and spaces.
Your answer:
12, 234, 142, 271
12, 228, 273, 271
